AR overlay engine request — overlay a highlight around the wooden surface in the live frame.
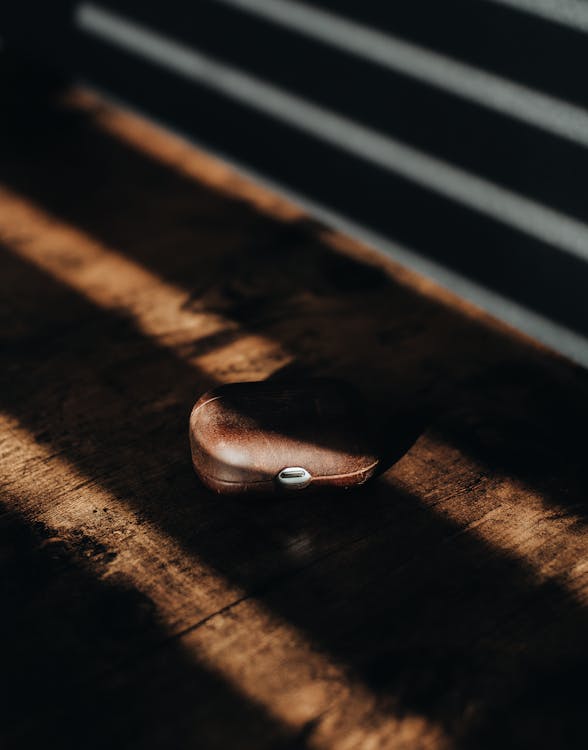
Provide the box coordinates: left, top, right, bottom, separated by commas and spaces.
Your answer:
1, 79, 587, 749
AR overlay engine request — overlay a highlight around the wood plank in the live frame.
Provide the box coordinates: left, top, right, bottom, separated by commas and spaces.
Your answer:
0, 83, 586, 749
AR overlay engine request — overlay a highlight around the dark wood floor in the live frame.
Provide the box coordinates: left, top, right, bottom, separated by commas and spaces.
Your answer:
0, 83, 587, 749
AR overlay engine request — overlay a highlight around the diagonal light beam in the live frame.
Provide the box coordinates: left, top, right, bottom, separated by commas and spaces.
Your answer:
482, 0, 588, 33
0, 184, 290, 379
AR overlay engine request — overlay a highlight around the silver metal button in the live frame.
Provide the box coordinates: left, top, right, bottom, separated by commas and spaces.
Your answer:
277, 467, 312, 489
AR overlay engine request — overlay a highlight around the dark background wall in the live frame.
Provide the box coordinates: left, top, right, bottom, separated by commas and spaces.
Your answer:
2, 0, 587, 365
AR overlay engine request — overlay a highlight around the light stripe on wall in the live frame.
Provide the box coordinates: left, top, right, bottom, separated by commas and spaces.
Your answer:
214, 0, 588, 149
76, 2, 588, 267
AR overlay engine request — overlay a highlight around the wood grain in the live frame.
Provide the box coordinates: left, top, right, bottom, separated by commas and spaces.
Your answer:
0, 77, 587, 749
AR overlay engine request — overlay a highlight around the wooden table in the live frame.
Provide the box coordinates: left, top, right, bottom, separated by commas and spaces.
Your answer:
0, 82, 587, 749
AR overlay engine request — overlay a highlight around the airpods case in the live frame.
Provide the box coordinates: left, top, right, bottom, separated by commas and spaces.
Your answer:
189, 379, 379, 494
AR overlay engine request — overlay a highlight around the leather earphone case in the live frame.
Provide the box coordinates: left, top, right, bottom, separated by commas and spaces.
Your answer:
189, 379, 379, 494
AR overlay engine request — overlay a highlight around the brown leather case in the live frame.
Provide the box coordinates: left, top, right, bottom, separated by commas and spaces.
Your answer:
189, 379, 379, 494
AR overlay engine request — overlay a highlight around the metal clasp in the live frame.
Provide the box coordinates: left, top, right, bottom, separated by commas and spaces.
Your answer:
277, 467, 312, 489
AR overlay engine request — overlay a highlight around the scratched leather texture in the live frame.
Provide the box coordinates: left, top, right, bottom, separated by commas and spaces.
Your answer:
189, 379, 379, 494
